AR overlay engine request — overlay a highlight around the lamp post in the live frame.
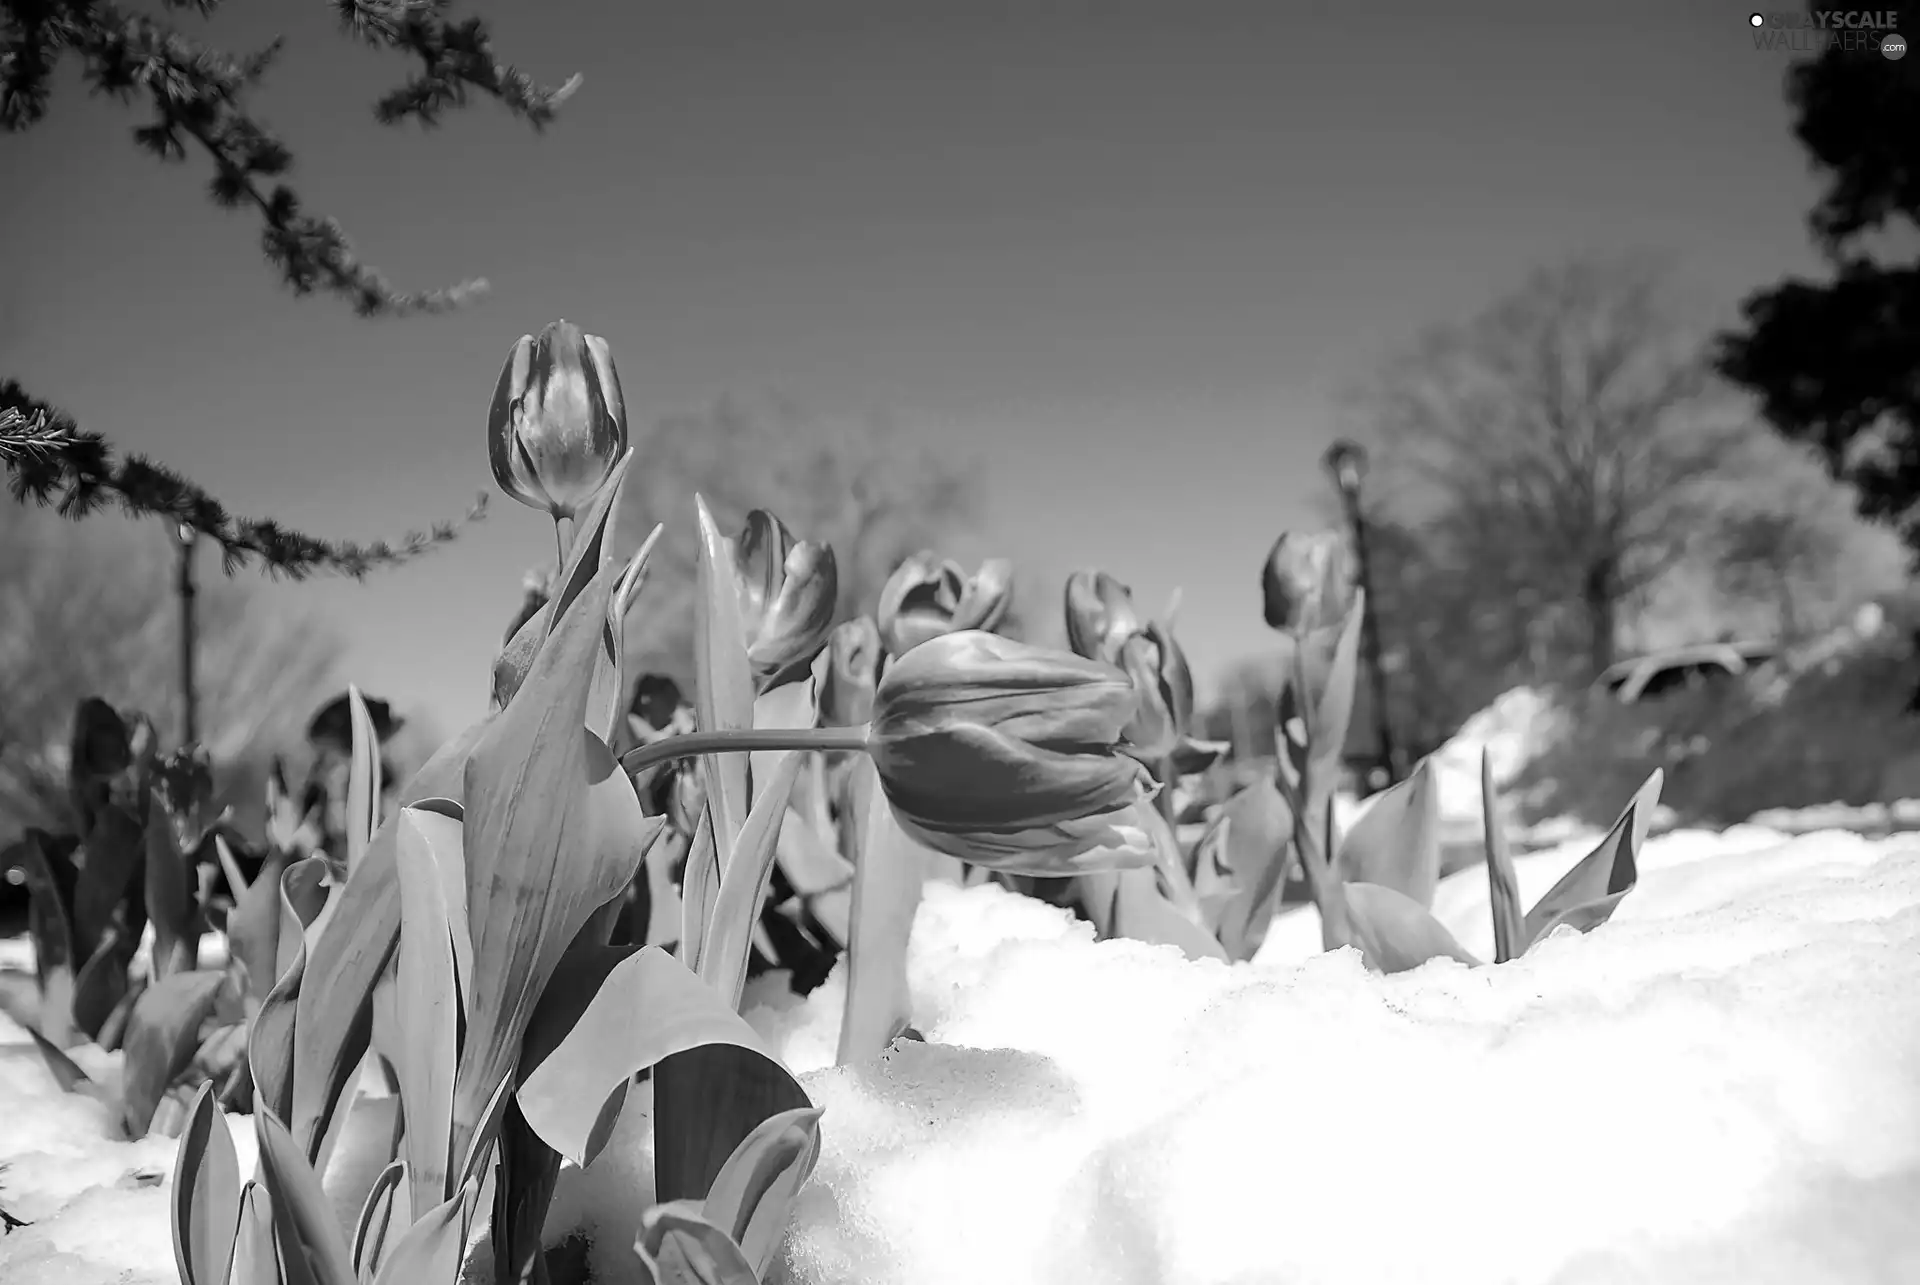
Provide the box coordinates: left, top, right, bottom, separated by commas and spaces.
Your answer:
1322, 439, 1399, 789
174, 521, 199, 747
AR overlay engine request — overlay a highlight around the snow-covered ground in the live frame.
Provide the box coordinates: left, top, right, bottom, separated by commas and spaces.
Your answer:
2, 804, 1918, 1285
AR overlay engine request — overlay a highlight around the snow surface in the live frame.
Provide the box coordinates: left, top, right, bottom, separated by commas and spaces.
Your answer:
2, 812, 1918, 1285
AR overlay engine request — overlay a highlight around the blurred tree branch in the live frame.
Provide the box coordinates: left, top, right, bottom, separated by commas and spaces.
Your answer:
0, 0, 580, 575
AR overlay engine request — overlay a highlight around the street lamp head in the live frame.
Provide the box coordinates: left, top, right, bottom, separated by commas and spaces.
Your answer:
175, 521, 197, 548
1322, 439, 1368, 499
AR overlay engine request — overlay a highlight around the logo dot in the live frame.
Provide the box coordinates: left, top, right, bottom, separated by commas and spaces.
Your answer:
1748, 11, 1764, 26
1884, 31, 1908, 58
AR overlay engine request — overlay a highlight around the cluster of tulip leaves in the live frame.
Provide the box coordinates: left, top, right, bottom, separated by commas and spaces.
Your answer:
8, 695, 348, 1141
170, 455, 833, 1285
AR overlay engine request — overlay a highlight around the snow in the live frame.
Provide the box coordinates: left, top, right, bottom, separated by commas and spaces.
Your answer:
2, 811, 1919, 1285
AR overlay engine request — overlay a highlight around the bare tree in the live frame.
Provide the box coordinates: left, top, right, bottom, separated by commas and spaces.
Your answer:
0, 504, 344, 834
1357, 251, 1741, 679
607, 392, 987, 683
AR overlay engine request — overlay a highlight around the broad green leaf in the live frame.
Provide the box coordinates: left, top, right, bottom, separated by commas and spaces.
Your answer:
25, 1022, 95, 1094
392, 807, 467, 1208
655, 1043, 813, 1209
1084, 865, 1230, 963
171, 1083, 241, 1285
1340, 881, 1482, 974
12, 830, 79, 1045
489, 1098, 564, 1285
71, 930, 132, 1043
1303, 591, 1366, 817
590, 522, 667, 746
345, 686, 382, 877
250, 860, 332, 1128
369, 1183, 472, 1285
1202, 779, 1294, 961
702, 1106, 824, 1278
515, 943, 796, 1168
835, 759, 920, 1066
350, 1161, 409, 1283
749, 678, 817, 807
254, 1109, 359, 1285
1136, 793, 1207, 925
1522, 770, 1662, 950
277, 858, 330, 986
703, 750, 803, 1010
1334, 755, 1441, 908
228, 1183, 278, 1285
1482, 749, 1524, 965
636, 1203, 761, 1285
120, 969, 228, 1140
680, 805, 720, 975
693, 494, 755, 874
226, 848, 290, 1009
773, 752, 855, 897
451, 558, 661, 1180
290, 722, 481, 1164
144, 803, 199, 981
71, 804, 147, 961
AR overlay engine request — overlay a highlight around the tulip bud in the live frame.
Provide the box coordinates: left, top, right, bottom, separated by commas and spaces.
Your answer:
1261, 530, 1354, 633
819, 616, 883, 727
487, 319, 629, 520
1062, 569, 1142, 667
1062, 571, 1197, 761
866, 630, 1159, 874
732, 511, 838, 692
876, 552, 1014, 658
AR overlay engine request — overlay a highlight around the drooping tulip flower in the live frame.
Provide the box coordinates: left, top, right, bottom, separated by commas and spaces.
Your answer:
876, 552, 1013, 658
1260, 530, 1354, 634
864, 630, 1159, 874
1063, 570, 1197, 761
730, 509, 839, 692
487, 320, 629, 521
818, 615, 883, 727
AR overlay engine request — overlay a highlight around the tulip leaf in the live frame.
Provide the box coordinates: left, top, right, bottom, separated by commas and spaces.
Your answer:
144, 803, 199, 981
287, 727, 479, 1164
1340, 881, 1482, 974
228, 1182, 277, 1285
119, 969, 228, 1139
680, 805, 720, 976
693, 495, 757, 878
1334, 755, 1441, 909
226, 848, 290, 1009
71, 929, 133, 1044
254, 1108, 359, 1285
451, 558, 660, 1185
701, 1105, 824, 1276
1204, 779, 1295, 961
637, 1203, 762, 1285
25, 1022, 93, 1093
1522, 770, 1662, 951
392, 806, 467, 1209
350, 1161, 409, 1283
1085, 865, 1230, 963
703, 749, 803, 1010
1304, 590, 1366, 804
591, 524, 666, 745
654, 1042, 814, 1209
835, 759, 921, 1066
516, 944, 797, 1168
251, 855, 331, 1131
345, 685, 382, 877
171, 1082, 241, 1285
1482, 749, 1525, 965
369, 1184, 472, 1285
276, 857, 330, 987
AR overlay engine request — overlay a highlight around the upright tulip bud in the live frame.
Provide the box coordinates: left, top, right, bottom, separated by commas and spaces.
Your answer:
1063, 569, 1142, 667
731, 509, 839, 692
876, 553, 1013, 658
1063, 570, 1195, 760
487, 320, 629, 520
866, 630, 1159, 874
1261, 530, 1353, 633
819, 616, 883, 727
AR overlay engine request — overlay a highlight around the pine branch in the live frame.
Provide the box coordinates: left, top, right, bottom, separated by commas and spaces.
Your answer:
2, 381, 487, 579
2, 0, 581, 315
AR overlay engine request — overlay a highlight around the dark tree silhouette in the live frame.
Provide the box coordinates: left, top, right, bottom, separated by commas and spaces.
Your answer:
1715, 24, 1920, 551
0, 0, 582, 576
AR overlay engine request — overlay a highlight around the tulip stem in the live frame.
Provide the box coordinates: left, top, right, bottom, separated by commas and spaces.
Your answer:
618, 725, 873, 777
552, 517, 570, 573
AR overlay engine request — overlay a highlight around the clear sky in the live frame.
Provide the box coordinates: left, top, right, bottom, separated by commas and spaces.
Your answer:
4, 0, 1837, 742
